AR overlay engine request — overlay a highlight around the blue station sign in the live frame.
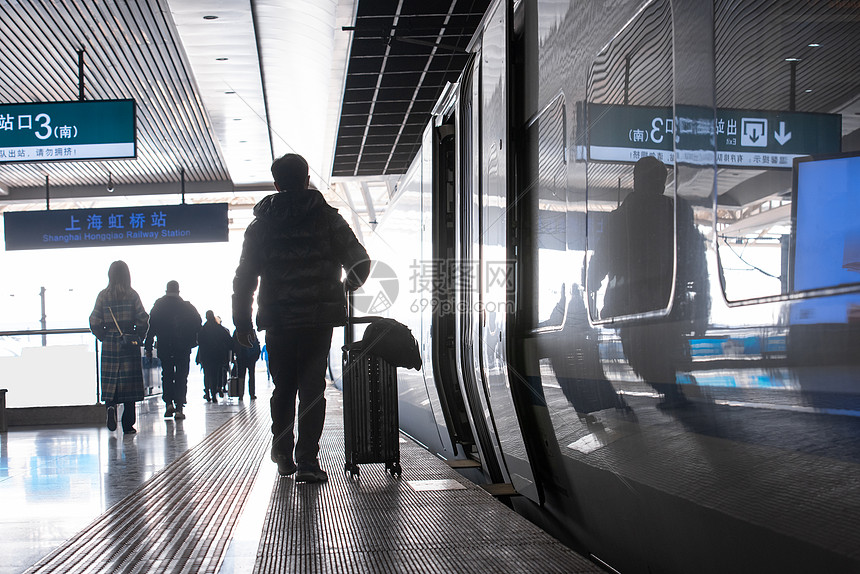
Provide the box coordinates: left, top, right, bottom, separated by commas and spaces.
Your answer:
3, 203, 228, 251
0, 99, 136, 163
587, 103, 841, 167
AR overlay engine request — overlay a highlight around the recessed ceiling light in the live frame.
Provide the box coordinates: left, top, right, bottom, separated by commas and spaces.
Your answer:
804, 89, 813, 93
808, 43, 821, 47
203, 15, 218, 20
785, 57, 801, 62
216, 57, 228, 61
224, 91, 235, 94
233, 118, 242, 121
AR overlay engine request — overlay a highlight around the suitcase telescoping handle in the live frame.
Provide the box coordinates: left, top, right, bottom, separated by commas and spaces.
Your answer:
344, 289, 382, 345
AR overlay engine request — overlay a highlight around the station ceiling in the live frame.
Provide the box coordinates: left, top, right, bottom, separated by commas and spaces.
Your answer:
0, 0, 489, 232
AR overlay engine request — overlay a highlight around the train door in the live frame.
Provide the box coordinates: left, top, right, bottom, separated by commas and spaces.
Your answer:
455, 55, 508, 483
475, 0, 540, 502
427, 86, 478, 457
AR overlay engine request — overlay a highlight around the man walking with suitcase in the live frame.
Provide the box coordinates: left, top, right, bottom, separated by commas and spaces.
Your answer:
144, 280, 202, 420
232, 153, 370, 483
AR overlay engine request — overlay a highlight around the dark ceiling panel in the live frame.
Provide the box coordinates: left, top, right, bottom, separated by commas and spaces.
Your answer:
333, 0, 492, 177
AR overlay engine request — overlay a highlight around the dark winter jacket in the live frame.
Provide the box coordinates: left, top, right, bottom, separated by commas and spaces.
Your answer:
232, 187, 370, 331
196, 320, 232, 366
144, 293, 201, 353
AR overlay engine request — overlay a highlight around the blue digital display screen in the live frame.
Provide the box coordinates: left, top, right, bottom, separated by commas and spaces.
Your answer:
791, 152, 860, 292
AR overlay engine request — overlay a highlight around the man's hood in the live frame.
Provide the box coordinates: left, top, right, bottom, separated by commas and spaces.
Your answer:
253, 188, 335, 224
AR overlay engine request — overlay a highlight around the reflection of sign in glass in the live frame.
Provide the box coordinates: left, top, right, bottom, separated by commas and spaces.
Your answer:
587, 103, 841, 168
3, 203, 227, 251
0, 99, 135, 162
740, 118, 767, 147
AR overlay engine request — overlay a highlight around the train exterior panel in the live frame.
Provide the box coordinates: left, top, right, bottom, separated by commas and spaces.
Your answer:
348, 1, 860, 572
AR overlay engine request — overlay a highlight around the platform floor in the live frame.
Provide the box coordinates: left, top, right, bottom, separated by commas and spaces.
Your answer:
0, 373, 601, 574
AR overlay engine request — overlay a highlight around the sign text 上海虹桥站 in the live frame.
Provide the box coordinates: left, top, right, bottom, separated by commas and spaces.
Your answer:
3, 204, 228, 251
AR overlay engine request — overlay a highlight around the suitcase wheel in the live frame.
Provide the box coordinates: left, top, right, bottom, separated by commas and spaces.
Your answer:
386, 462, 402, 477
344, 462, 359, 478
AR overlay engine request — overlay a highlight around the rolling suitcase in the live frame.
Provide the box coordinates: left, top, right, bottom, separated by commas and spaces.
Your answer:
227, 364, 244, 398
342, 315, 402, 478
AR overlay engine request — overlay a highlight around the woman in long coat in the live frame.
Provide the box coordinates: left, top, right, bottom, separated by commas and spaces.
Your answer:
89, 260, 149, 433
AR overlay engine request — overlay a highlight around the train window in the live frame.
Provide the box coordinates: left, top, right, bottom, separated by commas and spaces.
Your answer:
714, 0, 856, 301
584, 0, 675, 321
524, 95, 567, 330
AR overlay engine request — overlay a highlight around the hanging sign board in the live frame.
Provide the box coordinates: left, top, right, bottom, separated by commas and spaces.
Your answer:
3, 203, 228, 250
0, 99, 136, 163
586, 103, 841, 168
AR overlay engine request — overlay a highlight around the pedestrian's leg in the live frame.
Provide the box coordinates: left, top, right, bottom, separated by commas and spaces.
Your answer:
248, 362, 256, 399
266, 330, 298, 461
106, 400, 118, 431
294, 327, 333, 466
173, 353, 190, 418
175, 352, 190, 408
237, 363, 247, 398
121, 401, 136, 433
161, 353, 177, 416
204, 366, 218, 403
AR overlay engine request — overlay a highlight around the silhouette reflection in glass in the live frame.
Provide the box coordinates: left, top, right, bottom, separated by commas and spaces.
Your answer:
587, 156, 708, 409
540, 282, 629, 420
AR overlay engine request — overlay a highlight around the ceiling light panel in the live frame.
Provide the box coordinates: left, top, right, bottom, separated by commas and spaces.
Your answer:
168, 0, 272, 187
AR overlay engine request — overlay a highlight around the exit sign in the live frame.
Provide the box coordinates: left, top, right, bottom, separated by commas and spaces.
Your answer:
587, 103, 841, 168
0, 99, 136, 163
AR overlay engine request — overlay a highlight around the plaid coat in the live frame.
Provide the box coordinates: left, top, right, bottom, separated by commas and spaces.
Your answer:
90, 288, 149, 403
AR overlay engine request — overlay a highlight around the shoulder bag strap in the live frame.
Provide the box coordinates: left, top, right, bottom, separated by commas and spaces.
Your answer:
107, 306, 124, 336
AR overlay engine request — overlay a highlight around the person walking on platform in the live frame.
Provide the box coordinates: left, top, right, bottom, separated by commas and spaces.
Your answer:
89, 260, 149, 434
232, 153, 370, 483
196, 310, 233, 404
144, 280, 202, 420
232, 328, 261, 399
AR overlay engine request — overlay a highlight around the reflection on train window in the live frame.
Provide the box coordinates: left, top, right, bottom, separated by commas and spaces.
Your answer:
524, 95, 567, 330
585, 0, 674, 321
714, 0, 855, 301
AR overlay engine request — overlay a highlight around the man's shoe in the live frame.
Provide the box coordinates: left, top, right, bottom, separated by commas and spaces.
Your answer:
123, 427, 137, 434
164, 403, 175, 418
275, 456, 297, 477
106, 406, 117, 431
174, 407, 186, 420
295, 462, 328, 483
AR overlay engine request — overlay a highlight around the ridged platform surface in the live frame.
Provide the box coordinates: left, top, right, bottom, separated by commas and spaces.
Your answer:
20, 386, 601, 573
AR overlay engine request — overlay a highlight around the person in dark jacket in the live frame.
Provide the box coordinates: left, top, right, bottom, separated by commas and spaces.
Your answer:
196, 310, 233, 404
89, 260, 149, 434
232, 328, 261, 399
232, 153, 370, 483
144, 280, 202, 420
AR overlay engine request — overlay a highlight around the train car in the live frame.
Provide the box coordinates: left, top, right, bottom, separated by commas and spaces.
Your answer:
344, 1, 860, 572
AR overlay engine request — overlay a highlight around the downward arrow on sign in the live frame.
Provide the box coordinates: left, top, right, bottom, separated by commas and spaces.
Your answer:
774, 121, 792, 145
